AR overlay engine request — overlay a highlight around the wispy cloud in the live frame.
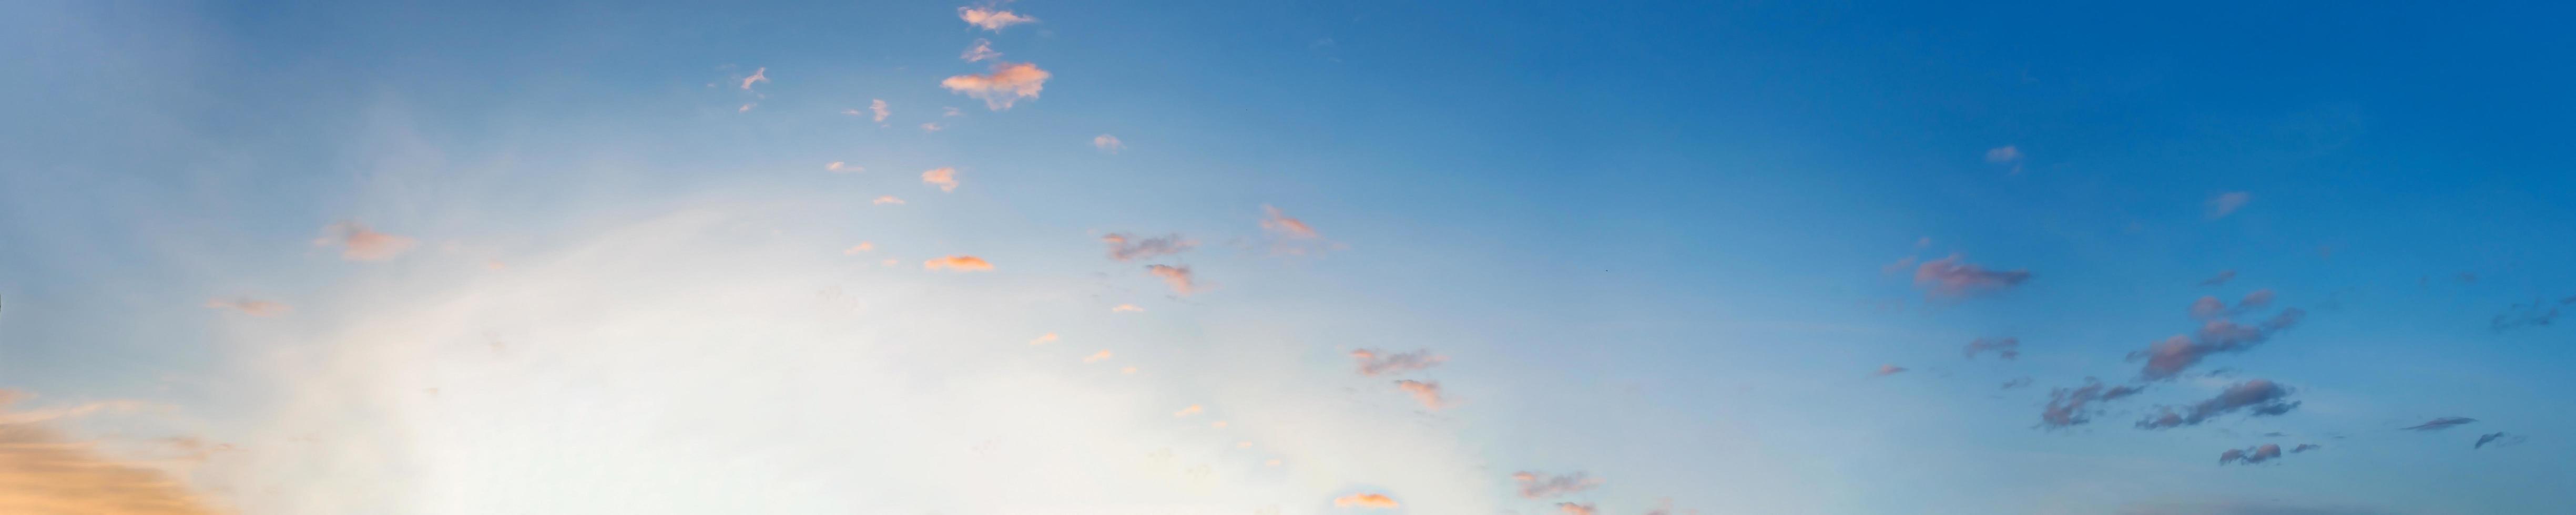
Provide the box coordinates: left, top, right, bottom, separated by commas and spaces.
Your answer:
1512, 471, 1602, 499
2491, 295, 2575, 332
1394, 380, 1444, 409
961, 38, 1001, 61
1332, 493, 1399, 509
2199, 270, 2237, 286
1112, 304, 1144, 313
2040, 379, 2148, 429
1102, 233, 1194, 261
2291, 443, 2323, 453
739, 67, 768, 90
2217, 444, 2284, 465
1556, 502, 1600, 515
873, 195, 905, 205
869, 99, 890, 122
1029, 333, 1056, 345
957, 6, 1038, 32
0, 391, 215, 514
313, 222, 418, 261
1962, 337, 2020, 360
2136, 379, 2299, 429
1093, 134, 1124, 153
2001, 377, 2033, 389
203, 297, 291, 316
2189, 289, 2276, 321
1260, 204, 1320, 239
2206, 191, 2252, 220
920, 122, 944, 132
2400, 417, 2476, 431
827, 161, 860, 173
841, 242, 874, 255
1872, 364, 1908, 376
923, 255, 992, 271
1912, 255, 2031, 299
2474, 431, 2524, 449
1145, 264, 1200, 295
1350, 349, 1444, 376
942, 62, 1051, 110
2131, 306, 2306, 380
1083, 349, 1113, 363
1172, 405, 1203, 418
922, 167, 959, 192
1986, 145, 2024, 173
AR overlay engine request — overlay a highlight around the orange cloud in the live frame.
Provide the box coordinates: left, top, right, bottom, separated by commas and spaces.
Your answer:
1873, 364, 1908, 376
873, 195, 906, 205
1333, 493, 1399, 509
842, 242, 874, 255
1120, 366, 1138, 374
962, 38, 1001, 61
870, 99, 890, 122
828, 161, 859, 173
923, 255, 992, 271
941, 62, 1051, 110
922, 167, 959, 192
1146, 264, 1200, 295
958, 6, 1037, 32
1209, 421, 1228, 428
1557, 502, 1600, 515
1029, 333, 1057, 345
203, 297, 291, 316
1173, 405, 1203, 417
1396, 380, 1444, 410
1083, 349, 1113, 363
740, 67, 768, 90
1260, 205, 1319, 239
313, 222, 418, 261
0, 391, 216, 515
1112, 304, 1144, 313
1093, 134, 1124, 153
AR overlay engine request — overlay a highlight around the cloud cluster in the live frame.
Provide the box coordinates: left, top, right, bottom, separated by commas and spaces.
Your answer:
2136, 379, 2299, 429
1101, 233, 1194, 261
2217, 444, 2283, 465
1912, 255, 2031, 298
1962, 337, 2020, 360
941, 63, 1051, 110
869, 99, 890, 122
1511, 471, 1602, 499
313, 222, 418, 261
1350, 349, 1444, 376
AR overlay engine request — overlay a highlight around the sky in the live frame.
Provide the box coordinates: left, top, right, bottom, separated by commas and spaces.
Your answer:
2, 1, 2573, 514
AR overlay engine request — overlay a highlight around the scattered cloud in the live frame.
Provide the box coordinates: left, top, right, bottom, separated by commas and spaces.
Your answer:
1881, 256, 1919, 276
2190, 290, 2276, 321
2218, 444, 2284, 465
923, 255, 992, 271
2474, 431, 2525, 449
739, 103, 755, 112
1173, 405, 1202, 418
873, 195, 905, 205
1986, 145, 2025, 173
2490, 295, 2575, 332
1083, 349, 1113, 363
1557, 502, 1600, 515
1094, 134, 1124, 153
1962, 337, 2020, 360
2400, 417, 2476, 431
2132, 300, 2306, 380
2137, 379, 2299, 429
922, 167, 958, 192
0, 390, 215, 514
2040, 379, 2149, 429
842, 242, 874, 255
739, 67, 767, 90
1332, 493, 1398, 509
1511, 471, 1602, 499
1872, 364, 1908, 376
1112, 304, 1144, 313
2001, 377, 2033, 389
1029, 333, 1057, 345
1260, 204, 1320, 239
203, 297, 291, 316
314, 222, 418, 261
870, 99, 890, 122
2291, 444, 2322, 453
943, 107, 963, 117
1350, 349, 1444, 376
2200, 270, 2238, 287
941, 62, 1051, 110
958, 6, 1037, 32
1102, 233, 1194, 261
2206, 191, 2252, 220
827, 161, 860, 173
1144, 264, 1200, 295
1394, 380, 1444, 409
961, 38, 1001, 61
920, 122, 944, 132
1912, 255, 2031, 299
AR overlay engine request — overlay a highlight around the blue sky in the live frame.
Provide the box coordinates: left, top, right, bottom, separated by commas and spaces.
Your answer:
3, 1, 2573, 513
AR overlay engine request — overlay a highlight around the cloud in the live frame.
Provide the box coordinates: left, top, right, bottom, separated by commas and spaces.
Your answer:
2000, 377, 2033, 389
2117, 500, 2399, 515
1260, 204, 1320, 239
1871, 364, 1908, 376
1911, 255, 2031, 299
1557, 502, 1600, 515
2131, 304, 2307, 380
841, 242, 874, 255
869, 99, 890, 122
0, 391, 216, 515
2474, 431, 2525, 449
1093, 134, 1124, 153
1145, 265, 1200, 295
1511, 471, 1602, 499
1394, 380, 1444, 409
2490, 295, 2575, 332
1083, 350, 1113, 363
921, 167, 958, 192
1101, 233, 1194, 261
2218, 444, 2284, 465
2039, 379, 2149, 429
313, 222, 418, 261
1112, 304, 1144, 313
2190, 290, 2276, 321
1029, 333, 1056, 345
827, 161, 859, 173
740, 67, 767, 90
1962, 337, 2020, 360
961, 38, 1001, 61
2400, 417, 2475, 431
203, 297, 291, 316
2136, 379, 2299, 429
1349, 349, 1444, 376
944, 107, 964, 117
920, 122, 943, 132
1332, 493, 1398, 509
1986, 145, 2024, 173
2200, 270, 2237, 286
873, 195, 905, 205
1172, 405, 1202, 418
2290, 444, 2322, 453
941, 62, 1051, 110
958, 6, 1038, 32
2206, 191, 2252, 220
923, 255, 992, 271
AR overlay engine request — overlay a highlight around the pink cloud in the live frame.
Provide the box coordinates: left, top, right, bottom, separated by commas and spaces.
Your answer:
923, 255, 992, 271
842, 242, 874, 255
314, 222, 418, 261
1395, 379, 1445, 409
962, 38, 1001, 61
1145, 264, 1199, 295
1029, 333, 1057, 345
1083, 349, 1113, 363
870, 99, 890, 122
1350, 348, 1444, 376
1260, 204, 1319, 239
958, 6, 1038, 32
1911, 254, 2030, 298
1557, 502, 1600, 515
740, 67, 768, 90
1872, 364, 1908, 376
1112, 304, 1144, 313
1093, 134, 1124, 153
922, 167, 959, 192
941, 62, 1051, 110
873, 195, 906, 205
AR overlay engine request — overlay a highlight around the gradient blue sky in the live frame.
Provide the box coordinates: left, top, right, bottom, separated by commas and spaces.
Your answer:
3, 1, 2573, 514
